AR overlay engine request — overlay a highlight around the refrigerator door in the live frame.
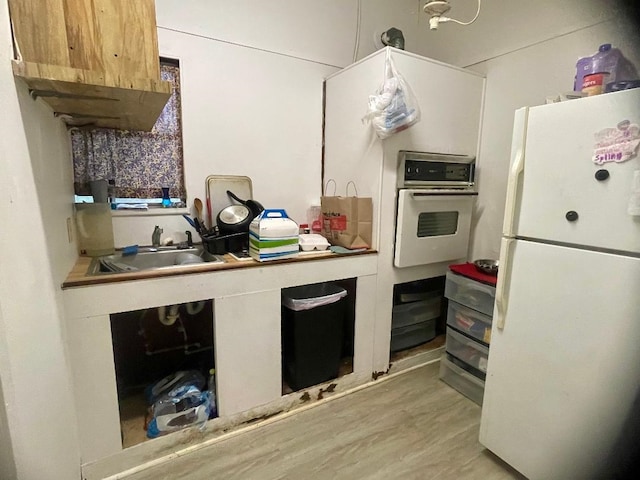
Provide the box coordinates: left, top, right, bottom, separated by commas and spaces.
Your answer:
514, 89, 640, 254
480, 239, 640, 479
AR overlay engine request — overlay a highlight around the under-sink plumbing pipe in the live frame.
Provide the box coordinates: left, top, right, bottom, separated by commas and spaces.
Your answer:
185, 301, 205, 316
157, 304, 180, 326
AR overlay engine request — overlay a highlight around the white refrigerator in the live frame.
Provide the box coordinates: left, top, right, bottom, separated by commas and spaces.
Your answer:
480, 88, 640, 480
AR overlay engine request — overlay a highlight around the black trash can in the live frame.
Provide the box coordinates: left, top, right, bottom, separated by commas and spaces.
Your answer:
281, 282, 347, 391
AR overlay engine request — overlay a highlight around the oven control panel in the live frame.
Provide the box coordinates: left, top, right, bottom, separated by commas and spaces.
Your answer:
398, 151, 475, 188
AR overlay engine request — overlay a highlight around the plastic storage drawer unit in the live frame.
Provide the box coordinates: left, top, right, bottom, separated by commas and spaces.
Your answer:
390, 319, 436, 352
282, 283, 347, 391
445, 327, 489, 379
447, 301, 492, 345
392, 297, 441, 329
439, 354, 485, 405
444, 271, 496, 316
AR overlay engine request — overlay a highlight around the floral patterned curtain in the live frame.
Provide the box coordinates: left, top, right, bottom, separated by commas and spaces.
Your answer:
71, 62, 185, 200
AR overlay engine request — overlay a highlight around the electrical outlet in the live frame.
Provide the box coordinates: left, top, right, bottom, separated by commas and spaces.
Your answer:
66, 217, 74, 243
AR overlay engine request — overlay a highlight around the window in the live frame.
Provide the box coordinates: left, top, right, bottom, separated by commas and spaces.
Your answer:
71, 59, 185, 203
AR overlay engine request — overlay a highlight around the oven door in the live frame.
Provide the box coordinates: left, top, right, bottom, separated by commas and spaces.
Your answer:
394, 189, 476, 268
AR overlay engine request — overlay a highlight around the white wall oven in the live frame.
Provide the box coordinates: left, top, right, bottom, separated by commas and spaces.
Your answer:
394, 151, 477, 268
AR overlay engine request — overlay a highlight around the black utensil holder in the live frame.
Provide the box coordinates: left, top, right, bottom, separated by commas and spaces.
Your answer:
202, 232, 248, 255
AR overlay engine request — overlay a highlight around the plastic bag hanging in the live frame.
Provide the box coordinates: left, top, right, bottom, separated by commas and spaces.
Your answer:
363, 48, 421, 139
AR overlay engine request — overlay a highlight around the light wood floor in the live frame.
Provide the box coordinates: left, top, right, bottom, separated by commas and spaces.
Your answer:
126, 362, 524, 480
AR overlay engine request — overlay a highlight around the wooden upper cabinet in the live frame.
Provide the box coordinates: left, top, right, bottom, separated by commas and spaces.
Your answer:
8, 0, 172, 131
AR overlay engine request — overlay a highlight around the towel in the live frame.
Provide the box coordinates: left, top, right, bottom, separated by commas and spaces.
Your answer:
449, 263, 497, 286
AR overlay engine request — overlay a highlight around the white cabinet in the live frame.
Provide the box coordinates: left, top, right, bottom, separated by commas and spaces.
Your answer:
63, 255, 377, 479
214, 291, 282, 416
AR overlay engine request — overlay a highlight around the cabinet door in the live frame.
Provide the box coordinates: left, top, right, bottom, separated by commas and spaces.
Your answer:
67, 315, 122, 463
214, 290, 282, 416
8, 0, 171, 130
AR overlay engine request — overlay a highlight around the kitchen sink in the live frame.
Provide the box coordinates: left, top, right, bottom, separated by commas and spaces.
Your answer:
87, 246, 225, 276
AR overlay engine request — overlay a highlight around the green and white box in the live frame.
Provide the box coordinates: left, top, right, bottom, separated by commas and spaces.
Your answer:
249, 209, 299, 262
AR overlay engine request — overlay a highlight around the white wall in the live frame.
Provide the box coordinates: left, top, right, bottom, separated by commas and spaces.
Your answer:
155, 0, 357, 68
413, 0, 616, 67
0, 2, 81, 479
111, 0, 353, 244
352, 1, 621, 65
355, 0, 425, 58
157, 26, 337, 227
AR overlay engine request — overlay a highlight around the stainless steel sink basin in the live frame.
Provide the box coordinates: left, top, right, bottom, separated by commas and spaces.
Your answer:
88, 246, 225, 276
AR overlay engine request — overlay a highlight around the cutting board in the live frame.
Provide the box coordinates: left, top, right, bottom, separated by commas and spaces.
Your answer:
205, 175, 253, 228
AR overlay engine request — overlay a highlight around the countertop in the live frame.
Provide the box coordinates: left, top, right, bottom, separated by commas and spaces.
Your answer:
63, 248, 377, 288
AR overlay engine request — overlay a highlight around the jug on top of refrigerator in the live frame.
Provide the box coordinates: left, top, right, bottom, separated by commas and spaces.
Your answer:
575, 43, 639, 96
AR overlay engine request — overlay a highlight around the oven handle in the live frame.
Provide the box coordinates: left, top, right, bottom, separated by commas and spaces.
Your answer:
410, 191, 478, 198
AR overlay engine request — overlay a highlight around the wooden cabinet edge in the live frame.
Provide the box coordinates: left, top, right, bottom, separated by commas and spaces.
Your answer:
12, 60, 172, 131
12, 60, 171, 94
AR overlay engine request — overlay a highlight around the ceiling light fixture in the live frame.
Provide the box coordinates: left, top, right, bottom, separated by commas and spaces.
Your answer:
423, 0, 482, 30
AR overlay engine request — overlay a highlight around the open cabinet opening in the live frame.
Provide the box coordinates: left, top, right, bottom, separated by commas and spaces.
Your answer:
281, 278, 356, 394
389, 276, 447, 364
110, 300, 216, 448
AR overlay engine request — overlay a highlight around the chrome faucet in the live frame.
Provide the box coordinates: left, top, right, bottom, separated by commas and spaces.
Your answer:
152, 226, 163, 247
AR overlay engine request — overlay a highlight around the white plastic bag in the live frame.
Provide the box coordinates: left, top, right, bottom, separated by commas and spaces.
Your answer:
146, 386, 212, 438
282, 284, 347, 311
363, 49, 421, 139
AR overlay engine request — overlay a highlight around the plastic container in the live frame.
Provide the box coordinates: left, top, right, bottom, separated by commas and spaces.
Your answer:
89, 179, 109, 203
161, 187, 171, 207
605, 80, 640, 93
249, 209, 299, 261
575, 44, 638, 95
446, 301, 492, 345
390, 319, 436, 352
298, 234, 330, 251
391, 297, 441, 329
444, 271, 496, 317
393, 278, 444, 305
439, 354, 485, 406
445, 327, 489, 379
307, 205, 322, 234
299, 223, 310, 235
281, 283, 347, 390
575, 54, 593, 91
75, 203, 115, 257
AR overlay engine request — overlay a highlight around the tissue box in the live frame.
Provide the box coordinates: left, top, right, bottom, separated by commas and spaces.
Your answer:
249, 209, 299, 262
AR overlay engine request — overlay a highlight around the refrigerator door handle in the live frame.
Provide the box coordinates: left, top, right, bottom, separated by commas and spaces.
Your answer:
495, 237, 515, 330
502, 107, 528, 237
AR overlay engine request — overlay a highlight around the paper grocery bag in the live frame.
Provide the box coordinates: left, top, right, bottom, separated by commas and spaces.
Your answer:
321, 193, 373, 250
